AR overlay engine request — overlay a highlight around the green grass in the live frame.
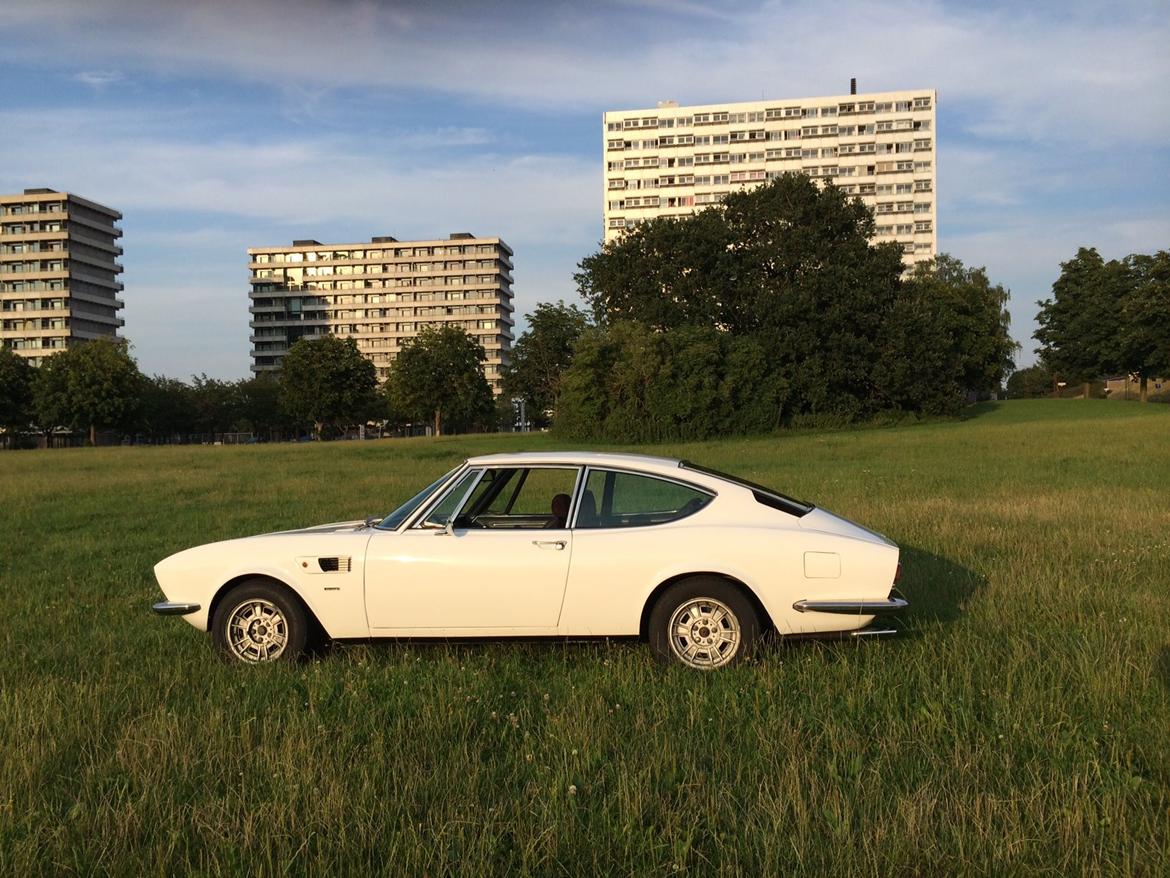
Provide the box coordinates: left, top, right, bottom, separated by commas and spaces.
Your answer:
1, 400, 1168, 875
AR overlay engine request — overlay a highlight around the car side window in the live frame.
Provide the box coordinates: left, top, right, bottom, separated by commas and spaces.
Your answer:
575, 469, 713, 529
458, 467, 580, 529
419, 469, 482, 528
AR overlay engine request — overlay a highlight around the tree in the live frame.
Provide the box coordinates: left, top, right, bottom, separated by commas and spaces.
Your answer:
140, 375, 193, 441
570, 175, 1014, 430
0, 347, 35, 442
576, 174, 908, 419
555, 322, 789, 442
32, 338, 144, 445
1006, 363, 1056, 399
502, 301, 591, 426
189, 374, 244, 434
237, 373, 290, 437
385, 325, 494, 436
279, 336, 379, 440
1118, 251, 1170, 403
1035, 248, 1126, 396
883, 254, 1017, 410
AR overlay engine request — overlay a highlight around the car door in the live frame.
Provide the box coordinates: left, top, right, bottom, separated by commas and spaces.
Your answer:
558, 467, 716, 635
364, 466, 581, 632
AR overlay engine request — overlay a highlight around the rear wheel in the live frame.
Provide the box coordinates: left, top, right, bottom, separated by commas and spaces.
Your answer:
649, 577, 760, 670
211, 580, 308, 664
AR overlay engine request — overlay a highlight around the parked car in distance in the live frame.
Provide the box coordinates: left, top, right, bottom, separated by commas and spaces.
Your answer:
152, 451, 907, 670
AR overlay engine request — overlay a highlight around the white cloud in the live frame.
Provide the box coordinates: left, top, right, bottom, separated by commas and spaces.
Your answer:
6, 0, 1169, 144
73, 69, 124, 88
0, 107, 596, 242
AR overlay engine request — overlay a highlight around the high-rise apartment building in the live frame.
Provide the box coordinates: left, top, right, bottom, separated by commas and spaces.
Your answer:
0, 188, 125, 365
603, 88, 938, 265
248, 234, 515, 392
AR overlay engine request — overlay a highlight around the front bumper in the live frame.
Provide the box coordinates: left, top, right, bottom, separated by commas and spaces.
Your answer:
792, 597, 909, 614
152, 601, 201, 616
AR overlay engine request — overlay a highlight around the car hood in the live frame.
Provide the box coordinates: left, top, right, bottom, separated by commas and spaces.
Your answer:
154, 519, 370, 579
797, 507, 895, 547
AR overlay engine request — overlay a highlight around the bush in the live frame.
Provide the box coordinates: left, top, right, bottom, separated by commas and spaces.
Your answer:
555, 322, 788, 442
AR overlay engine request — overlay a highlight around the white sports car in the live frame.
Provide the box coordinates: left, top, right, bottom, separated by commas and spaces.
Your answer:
152, 451, 907, 669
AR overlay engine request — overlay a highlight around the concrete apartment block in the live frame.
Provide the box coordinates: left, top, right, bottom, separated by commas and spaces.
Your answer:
248, 234, 515, 393
603, 87, 938, 265
0, 188, 125, 365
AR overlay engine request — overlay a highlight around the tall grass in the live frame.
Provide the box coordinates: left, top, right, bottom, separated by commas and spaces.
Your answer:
1, 400, 1167, 875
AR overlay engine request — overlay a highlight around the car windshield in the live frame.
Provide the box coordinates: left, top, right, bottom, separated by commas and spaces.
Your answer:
678, 461, 813, 517
377, 466, 462, 529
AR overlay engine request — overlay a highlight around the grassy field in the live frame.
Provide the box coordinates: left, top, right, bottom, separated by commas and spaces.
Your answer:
1, 400, 1168, 875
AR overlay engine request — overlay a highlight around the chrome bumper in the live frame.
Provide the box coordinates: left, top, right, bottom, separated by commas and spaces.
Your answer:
152, 601, 201, 616
793, 597, 909, 614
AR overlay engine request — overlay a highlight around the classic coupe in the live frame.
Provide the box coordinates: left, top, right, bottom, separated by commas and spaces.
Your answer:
152, 451, 907, 669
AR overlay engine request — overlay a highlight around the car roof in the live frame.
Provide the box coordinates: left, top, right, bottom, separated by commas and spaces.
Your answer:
465, 450, 684, 474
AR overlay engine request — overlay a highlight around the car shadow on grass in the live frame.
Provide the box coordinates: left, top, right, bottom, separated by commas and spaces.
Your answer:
896, 544, 984, 628
763, 543, 982, 660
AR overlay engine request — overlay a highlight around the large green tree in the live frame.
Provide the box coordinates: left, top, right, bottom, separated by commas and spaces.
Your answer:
1036, 247, 1170, 402
577, 174, 908, 419
1118, 251, 1170, 402
32, 338, 144, 445
1035, 248, 1127, 395
385, 325, 494, 436
0, 347, 35, 442
279, 335, 378, 439
502, 301, 591, 426
878, 254, 1017, 411
571, 174, 1014, 431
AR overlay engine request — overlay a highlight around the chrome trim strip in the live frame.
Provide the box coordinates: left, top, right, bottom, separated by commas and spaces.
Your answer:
792, 597, 909, 614
152, 601, 201, 616
849, 627, 898, 637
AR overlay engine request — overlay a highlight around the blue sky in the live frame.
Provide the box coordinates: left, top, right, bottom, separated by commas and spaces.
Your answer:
2, 0, 1167, 380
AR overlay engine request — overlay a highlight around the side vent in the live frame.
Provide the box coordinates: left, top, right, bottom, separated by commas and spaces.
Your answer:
317, 557, 352, 573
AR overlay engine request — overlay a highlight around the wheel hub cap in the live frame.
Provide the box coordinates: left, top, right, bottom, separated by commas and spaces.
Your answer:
227, 599, 288, 663
669, 598, 741, 669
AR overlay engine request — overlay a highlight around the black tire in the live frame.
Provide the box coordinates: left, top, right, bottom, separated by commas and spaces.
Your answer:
648, 576, 761, 670
211, 579, 309, 664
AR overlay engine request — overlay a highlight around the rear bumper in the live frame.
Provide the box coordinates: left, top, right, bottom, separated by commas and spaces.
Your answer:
152, 601, 201, 616
792, 597, 909, 614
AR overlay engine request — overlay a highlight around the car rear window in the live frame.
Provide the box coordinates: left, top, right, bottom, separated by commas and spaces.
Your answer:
678, 461, 813, 517
576, 469, 713, 529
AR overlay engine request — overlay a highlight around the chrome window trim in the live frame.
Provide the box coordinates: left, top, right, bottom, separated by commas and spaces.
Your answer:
379, 463, 469, 533
407, 465, 484, 531
569, 466, 716, 530
454, 464, 585, 532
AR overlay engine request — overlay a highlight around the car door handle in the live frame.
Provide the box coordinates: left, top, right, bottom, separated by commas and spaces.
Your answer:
532, 540, 566, 550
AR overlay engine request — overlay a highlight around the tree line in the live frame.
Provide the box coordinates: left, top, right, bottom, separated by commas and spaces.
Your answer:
0, 325, 499, 447
10, 174, 1156, 449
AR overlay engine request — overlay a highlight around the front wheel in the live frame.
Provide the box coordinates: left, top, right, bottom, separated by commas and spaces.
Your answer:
211, 580, 308, 664
648, 577, 761, 670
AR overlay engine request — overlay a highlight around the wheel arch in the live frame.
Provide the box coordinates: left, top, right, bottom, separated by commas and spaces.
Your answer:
638, 571, 774, 641
208, 574, 325, 640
